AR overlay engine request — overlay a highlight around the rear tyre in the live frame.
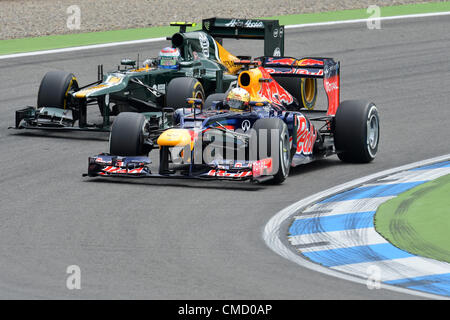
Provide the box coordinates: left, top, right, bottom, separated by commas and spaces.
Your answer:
253, 118, 291, 184
165, 77, 205, 109
37, 71, 78, 109
109, 112, 147, 156
334, 100, 380, 163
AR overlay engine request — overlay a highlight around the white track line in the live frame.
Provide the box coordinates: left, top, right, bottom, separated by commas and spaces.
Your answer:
1, 11, 449, 60
263, 154, 450, 300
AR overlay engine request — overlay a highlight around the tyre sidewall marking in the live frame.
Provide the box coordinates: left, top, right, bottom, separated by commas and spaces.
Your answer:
192, 81, 204, 100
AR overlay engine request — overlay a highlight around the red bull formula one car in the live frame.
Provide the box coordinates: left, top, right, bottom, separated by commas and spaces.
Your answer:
84, 18, 380, 184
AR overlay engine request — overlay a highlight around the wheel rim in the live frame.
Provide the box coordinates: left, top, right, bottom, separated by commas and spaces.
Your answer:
367, 111, 379, 156
63, 77, 78, 109
304, 78, 315, 103
302, 78, 316, 110
280, 131, 290, 176
195, 91, 204, 100
193, 81, 204, 101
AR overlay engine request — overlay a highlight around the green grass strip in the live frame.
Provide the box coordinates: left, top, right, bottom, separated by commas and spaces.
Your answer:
264, 1, 450, 25
1, 1, 449, 56
375, 174, 450, 263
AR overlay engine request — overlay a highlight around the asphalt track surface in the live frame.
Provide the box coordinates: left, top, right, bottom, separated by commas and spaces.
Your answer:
0, 15, 449, 299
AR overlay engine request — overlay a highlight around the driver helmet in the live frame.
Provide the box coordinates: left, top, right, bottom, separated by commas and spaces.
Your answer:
158, 47, 181, 69
226, 88, 250, 112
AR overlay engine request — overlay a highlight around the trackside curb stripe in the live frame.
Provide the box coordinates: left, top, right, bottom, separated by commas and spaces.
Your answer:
409, 161, 450, 171
320, 181, 427, 203
289, 166, 450, 297
289, 227, 389, 251
331, 257, 450, 282
289, 211, 375, 235
296, 196, 395, 218
263, 153, 450, 300
385, 273, 450, 296
302, 243, 415, 267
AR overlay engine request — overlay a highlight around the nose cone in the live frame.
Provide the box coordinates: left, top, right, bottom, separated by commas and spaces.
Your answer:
157, 129, 193, 148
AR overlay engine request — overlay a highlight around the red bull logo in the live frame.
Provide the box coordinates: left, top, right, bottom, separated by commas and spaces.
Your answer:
265, 57, 296, 66
296, 115, 317, 155
258, 67, 294, 106
295, 58, 324, 67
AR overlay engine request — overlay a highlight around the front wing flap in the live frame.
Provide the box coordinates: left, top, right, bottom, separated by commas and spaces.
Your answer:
84, 154, 274, 182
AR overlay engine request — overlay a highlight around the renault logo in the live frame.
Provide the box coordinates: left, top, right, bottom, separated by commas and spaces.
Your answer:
241, 120, 251, 132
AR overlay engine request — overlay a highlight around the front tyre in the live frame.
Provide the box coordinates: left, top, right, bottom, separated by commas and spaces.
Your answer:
334, 100, 380, 163
37, 71, 78, 109
165, 77, 205, 109
109, 112, 148, 156
253, 118, 291, 184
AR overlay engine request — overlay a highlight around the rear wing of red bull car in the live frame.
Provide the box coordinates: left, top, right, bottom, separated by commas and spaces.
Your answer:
200, 18, 340, 116
260, 57, 341, 115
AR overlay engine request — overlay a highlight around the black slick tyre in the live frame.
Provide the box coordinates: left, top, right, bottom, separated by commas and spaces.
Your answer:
253, 118, 291, 184
109, 112, 147, 156
334, 100, 380, 163
165, 77, 205, 109
37, 71, 78, 109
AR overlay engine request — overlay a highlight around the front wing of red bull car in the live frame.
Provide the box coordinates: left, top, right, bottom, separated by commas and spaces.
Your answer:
85, 100, 287, 184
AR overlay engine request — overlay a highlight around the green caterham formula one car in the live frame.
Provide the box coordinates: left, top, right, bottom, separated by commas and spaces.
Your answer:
13, 18, 288, 132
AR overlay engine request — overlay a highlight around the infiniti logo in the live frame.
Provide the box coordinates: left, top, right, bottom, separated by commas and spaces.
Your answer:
241, 120, 251, 131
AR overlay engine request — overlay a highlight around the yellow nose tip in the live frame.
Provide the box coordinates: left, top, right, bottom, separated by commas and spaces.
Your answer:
157, 129, 192, 148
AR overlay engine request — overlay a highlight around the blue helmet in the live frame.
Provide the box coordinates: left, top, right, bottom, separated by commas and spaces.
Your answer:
158, 47, 181, 70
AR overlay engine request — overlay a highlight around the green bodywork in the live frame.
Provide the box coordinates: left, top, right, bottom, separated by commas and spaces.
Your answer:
84, 56, 236, 104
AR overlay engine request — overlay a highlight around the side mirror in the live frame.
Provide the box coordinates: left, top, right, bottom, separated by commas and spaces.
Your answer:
186, 98, 203, 107
186, 98, 203, 120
